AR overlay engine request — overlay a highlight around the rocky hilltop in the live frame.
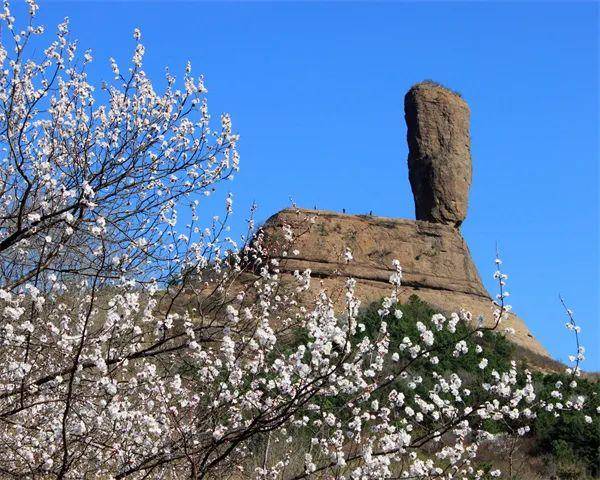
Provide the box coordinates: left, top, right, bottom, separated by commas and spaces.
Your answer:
258, 81, 550, 359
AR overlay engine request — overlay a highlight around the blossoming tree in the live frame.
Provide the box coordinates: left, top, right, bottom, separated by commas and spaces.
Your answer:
0, 2, 592, 479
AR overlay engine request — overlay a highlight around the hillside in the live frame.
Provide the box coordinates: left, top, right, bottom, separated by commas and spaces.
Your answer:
257, 81, 551, 365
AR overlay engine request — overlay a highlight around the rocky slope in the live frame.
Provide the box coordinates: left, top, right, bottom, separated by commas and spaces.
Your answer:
260, 208, 549, 358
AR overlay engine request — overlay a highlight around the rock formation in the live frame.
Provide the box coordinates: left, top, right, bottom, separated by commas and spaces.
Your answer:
405, 81, 472, 227
256, 81, 551, 361
260, 209, 548, 358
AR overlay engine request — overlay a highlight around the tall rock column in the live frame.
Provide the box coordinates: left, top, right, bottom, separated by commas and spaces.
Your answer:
405, 81, 472, 227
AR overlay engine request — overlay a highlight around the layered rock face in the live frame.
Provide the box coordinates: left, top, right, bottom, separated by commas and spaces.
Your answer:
260, 209, 548, 357
405, 82, 472, 227
256, 81, 550, 359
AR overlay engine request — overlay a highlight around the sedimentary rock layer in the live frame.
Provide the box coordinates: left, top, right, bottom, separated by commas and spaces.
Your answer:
261, 208, 549, 358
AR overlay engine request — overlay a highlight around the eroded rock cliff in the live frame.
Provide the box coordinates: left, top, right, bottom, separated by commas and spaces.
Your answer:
260, 208, 548, 357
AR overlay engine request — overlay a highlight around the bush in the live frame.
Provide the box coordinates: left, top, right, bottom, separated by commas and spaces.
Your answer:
356, 295, 600, 478
532, 373, 600, 477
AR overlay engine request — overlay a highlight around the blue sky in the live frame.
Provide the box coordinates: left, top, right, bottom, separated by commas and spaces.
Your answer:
30, 1, 598, 369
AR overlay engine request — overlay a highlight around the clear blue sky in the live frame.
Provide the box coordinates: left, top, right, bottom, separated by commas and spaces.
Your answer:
30, 1, 598, 369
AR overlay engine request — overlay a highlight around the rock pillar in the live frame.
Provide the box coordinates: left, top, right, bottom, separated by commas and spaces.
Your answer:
405, 81, 472, 227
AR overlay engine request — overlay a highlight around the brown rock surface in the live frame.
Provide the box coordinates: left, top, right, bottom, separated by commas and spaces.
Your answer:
405, 82, 472, 227
260, 208, 549, 358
